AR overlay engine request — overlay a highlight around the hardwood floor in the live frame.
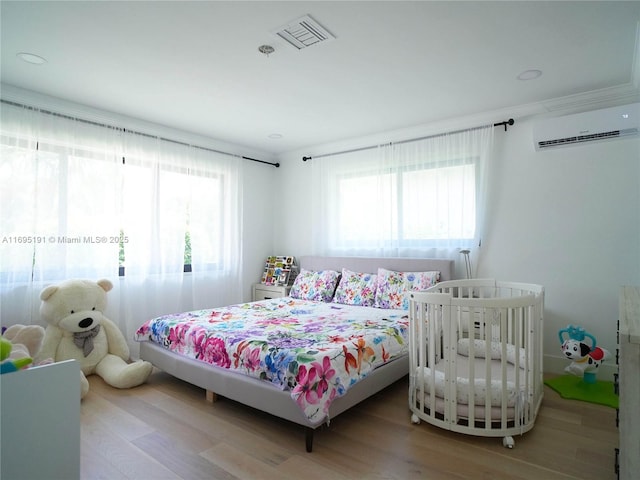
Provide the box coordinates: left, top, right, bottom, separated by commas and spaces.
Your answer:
81, 370, 619, 480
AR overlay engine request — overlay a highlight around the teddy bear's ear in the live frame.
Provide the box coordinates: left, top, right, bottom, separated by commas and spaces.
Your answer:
40, 285, 59, 301
97, 279, 113, 293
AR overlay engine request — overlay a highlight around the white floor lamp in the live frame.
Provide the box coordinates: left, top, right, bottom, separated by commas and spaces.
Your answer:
459, 249, 472, 279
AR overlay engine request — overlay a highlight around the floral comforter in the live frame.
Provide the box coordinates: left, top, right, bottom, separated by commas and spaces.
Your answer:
135, 297, 409, 421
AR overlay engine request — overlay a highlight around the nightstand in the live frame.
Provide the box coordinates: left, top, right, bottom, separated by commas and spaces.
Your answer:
252, 283, 292, 301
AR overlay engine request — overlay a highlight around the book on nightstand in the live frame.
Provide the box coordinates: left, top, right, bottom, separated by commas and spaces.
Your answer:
260, 255, 297, 286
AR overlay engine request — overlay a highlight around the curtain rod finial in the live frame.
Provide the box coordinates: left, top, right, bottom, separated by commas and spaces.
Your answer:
504, 118, 515, 131
302, 156, 312, 162
494, 118, 515, 131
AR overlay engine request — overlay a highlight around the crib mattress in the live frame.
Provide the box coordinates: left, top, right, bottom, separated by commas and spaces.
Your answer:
414, 354, 528, 421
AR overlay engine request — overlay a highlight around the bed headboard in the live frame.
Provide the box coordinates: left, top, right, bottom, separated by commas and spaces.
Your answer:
298, 256, 455, 282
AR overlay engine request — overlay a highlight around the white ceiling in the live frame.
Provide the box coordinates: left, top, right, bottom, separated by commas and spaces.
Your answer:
2, 1, 639, 155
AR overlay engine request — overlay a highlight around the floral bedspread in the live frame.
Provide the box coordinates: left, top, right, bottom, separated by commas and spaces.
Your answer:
135, 297, 409, 421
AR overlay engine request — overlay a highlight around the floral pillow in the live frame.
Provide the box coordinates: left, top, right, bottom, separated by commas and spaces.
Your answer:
333, 268, 378, 307
374, 268, 440, 310
289, 268, 340, 302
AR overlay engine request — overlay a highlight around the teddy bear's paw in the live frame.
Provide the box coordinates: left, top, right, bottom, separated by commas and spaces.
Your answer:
80, 372, 90, 399
97, 356, 153, 389
118, 360, 153, 389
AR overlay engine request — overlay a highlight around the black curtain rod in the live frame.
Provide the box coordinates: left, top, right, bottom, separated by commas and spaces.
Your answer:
0, 99, 280, 168
302, 118, 515, 162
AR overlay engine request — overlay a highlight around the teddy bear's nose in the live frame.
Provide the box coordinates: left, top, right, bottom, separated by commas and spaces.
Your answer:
78, 318, 93, 329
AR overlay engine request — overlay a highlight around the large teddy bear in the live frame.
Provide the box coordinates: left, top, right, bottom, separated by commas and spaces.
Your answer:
35, 278, 153, 398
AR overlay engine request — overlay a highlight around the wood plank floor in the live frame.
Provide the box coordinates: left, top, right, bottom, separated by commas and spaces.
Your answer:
81, 370, 619, 480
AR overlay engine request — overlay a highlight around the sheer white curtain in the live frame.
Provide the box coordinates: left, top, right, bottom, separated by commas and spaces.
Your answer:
310, 126, 494, 276
0, 102, 122, 323
186, 146, 243, 309
0, 102, 244, 356
113, 134, 244, 353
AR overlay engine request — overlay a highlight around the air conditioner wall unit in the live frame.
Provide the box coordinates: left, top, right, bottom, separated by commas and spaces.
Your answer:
533, 103, 640, 151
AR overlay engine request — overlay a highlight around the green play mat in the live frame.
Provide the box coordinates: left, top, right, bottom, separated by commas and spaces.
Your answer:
544, 374, 619, 409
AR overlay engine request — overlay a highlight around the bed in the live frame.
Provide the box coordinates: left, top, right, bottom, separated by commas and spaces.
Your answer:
408, 279, 545, 448
136, 255, 454, 451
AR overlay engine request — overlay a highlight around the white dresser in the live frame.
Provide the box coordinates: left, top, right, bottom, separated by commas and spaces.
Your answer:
1, 359, 80, 480
618, 286, 640, 480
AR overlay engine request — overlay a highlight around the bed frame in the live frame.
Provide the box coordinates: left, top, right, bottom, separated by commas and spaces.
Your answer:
139, 255, 454, 451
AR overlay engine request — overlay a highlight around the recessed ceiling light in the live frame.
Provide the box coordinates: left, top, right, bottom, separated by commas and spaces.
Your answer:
17, 52, 47, 65
517, 69, 542, 81
268, 133, 283, 139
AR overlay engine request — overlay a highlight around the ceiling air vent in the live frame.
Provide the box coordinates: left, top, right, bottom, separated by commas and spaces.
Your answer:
274, 14, 335, 50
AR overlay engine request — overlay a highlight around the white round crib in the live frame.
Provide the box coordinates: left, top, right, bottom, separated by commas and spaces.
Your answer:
408, 279, 545, 448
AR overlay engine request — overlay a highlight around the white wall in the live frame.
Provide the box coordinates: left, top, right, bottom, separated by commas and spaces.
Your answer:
241, 159, 279, 299
274, 110, 640, 378
482, 117, 639, 378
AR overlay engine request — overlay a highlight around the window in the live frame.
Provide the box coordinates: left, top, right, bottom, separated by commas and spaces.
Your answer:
334, 160, 475, 249
0, 142, 122, 282
399, 161, 476, 243
118, 163, 224, 275
311, 127, 493, 256
0, 107, 239, 282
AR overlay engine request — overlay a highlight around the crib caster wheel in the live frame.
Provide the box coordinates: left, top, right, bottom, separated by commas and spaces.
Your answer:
411, 413, 421, 424
502, 436, 514, 449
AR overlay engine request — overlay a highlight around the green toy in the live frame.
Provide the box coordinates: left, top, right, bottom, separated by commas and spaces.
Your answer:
0, 337, 32, 374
